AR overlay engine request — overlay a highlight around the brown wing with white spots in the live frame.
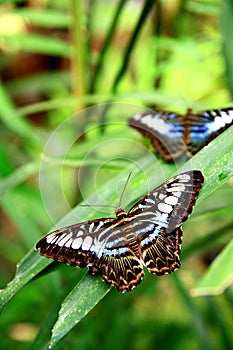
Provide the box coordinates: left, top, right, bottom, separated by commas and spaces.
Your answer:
128, 111, 186, 161
141, 227, 183, 275
127, 171, 204, 275
129, 108, 233, 161
97, 254, 144, 293
36, 218, 115, 268
36, 217, 145, 292
187, 107, 233, 155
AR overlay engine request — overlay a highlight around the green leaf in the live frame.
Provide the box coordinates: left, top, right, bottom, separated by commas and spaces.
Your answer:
0, 250, 49, 313
0, 161, 40, 197
28, 299, 68, 350
112, 0, 156, 92
191, 238, 233, 296
173, 275, 212, 350
0, 81, 41, 144
11, 8, 70, 28
49, 274, 111, 348
1, 33, 71, 57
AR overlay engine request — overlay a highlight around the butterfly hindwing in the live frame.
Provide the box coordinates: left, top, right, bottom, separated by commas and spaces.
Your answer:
36, 171, 204, 292
99, 254, 144, 293
142, 227, 182, 275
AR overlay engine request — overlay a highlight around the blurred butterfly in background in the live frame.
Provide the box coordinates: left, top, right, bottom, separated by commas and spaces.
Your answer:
36, 171, 204, 293
128, 107, 233, 162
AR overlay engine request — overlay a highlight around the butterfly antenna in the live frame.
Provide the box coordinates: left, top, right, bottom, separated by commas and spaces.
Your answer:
119, 170, 132, 208
79, 204, 116, 209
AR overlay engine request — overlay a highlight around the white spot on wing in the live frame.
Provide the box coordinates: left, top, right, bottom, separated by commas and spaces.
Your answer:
159, 193, 166, 200
133, 113, 173, 134
64, 239, 73, 248
168, 185, 185, 192
95, 221, 104, 231
72, 237, 82, 249
208, 110, 233, 132
220, 110, 233, 124
173, 191, 182, 198
165, 196, 178, 205
82, 236, 93, 251
177, 174, 190, 182
140, 114, 172, 134
76, 230, 84, 238
145, 198, 155, 204
133, 114, 142, 121
57, 232, 72, 247
57, 235, 69, 247
89, 222, 95, 232
158, 202, 173, 213
209, 116, 225, 131
46, 233, 57, 244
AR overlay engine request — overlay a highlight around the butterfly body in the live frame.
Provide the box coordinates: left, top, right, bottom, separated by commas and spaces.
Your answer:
129, 107, 233, 161
36, 171, 204, 292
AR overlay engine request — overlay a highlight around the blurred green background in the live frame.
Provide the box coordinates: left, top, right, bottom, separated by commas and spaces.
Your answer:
0, 1, 233, 349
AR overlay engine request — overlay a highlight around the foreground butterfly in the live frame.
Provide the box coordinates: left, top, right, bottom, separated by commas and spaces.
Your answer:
128, 107, 233, 161
36, 171, 204, 293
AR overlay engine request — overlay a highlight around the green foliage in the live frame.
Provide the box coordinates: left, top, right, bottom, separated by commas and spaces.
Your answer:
0, 0, 232, 349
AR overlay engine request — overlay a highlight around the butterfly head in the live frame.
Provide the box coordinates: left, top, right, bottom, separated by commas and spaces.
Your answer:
115, 207, 127, 218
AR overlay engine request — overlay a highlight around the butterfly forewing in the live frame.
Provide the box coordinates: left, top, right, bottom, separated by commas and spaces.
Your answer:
127, 171, 203, 275
129, 107, 233, 161
36, 171, 204, 292
36, 216, 145, 292
128, 111, 186, 161
188, 108, 233, 155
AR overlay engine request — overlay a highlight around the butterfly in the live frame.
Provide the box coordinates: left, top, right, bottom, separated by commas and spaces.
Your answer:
128, 107, 233, 161
36, 171, 204, 293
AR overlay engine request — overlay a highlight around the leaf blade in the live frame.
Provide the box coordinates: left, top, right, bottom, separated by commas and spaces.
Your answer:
49, 274, 111, 348
190, 239, 233, 296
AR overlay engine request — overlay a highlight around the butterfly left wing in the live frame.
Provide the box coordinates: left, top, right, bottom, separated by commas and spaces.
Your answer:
128, 111, 186, 161
98, 252, 144, 293
36, 217, 144, 293
127, 171, 204, 274
186, 107, 233, 156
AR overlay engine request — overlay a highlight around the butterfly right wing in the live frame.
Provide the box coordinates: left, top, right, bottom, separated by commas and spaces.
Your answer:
187, 107, 233, 155
128, 111, 186, 161
36, 217, 144, 293
127, 171, 204, 274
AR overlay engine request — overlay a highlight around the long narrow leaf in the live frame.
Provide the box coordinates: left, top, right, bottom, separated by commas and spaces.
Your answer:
90, 0, 127, 92
49, 274, 111, 348
191, 238, 233, 296
112, 0, 156, 92
1, 33, 71, 57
